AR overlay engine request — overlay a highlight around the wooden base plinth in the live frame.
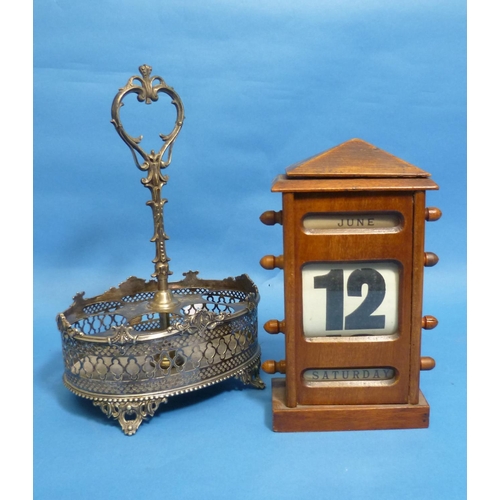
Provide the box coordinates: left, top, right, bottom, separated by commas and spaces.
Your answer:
271, 378, 430, 432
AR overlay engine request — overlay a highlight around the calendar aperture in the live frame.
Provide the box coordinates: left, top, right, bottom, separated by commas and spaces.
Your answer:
302, 261, 400, 337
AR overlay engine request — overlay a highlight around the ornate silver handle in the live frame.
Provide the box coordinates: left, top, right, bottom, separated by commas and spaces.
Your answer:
111, 65, 185, 312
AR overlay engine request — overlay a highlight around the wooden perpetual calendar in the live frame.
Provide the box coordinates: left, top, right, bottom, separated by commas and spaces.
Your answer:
260, 138, 441, 432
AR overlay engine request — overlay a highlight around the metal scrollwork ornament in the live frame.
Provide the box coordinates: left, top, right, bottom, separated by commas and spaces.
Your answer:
111, 64, 185, 313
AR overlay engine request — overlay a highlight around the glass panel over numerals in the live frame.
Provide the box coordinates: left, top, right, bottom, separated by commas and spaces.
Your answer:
302, 261, 400, 337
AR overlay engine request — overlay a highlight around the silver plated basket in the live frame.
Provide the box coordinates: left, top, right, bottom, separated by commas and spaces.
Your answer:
56, 65, 264, 435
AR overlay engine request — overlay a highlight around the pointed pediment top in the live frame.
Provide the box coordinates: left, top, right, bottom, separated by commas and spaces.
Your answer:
285, 138, 430, 178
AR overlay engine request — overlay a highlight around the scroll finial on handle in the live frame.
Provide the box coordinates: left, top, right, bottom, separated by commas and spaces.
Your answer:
111, 65, 185, 313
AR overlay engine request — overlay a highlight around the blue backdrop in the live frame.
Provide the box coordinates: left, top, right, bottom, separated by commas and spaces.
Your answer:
34, 1, 466, 498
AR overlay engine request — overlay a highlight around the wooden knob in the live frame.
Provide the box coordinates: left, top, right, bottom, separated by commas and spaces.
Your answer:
420, 357, 435, 370
262, 360, 286, 374
422, 315, 438, 330
425, 207, 442, 221
424, 252, 439, 267
264, 319, 285, 334
260, 210, 283, 226
260, 254, 284, 270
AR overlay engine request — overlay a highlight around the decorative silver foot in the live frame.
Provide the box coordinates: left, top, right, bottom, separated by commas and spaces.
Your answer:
236, 361, 265, 390
94, 398, 167, 435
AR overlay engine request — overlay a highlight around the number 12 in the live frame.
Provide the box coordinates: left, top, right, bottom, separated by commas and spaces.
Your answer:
314, 268, 386, 331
